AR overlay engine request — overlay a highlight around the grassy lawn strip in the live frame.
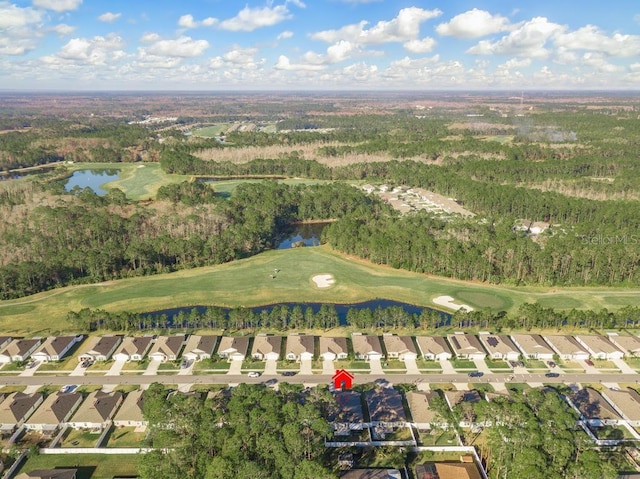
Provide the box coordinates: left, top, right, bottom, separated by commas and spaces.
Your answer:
60, 428, 100, 448
16, 454, 140, 479
451, 359, 475, 370
195, 359, 231, 371
106, 426, 147, 447
2, 246, 640, 334
415, 359, 442, 370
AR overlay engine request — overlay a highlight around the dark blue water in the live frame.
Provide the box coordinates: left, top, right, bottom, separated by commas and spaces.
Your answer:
145, 299, 451, 327
64, 169, 121, 195
275, 223, 328, 249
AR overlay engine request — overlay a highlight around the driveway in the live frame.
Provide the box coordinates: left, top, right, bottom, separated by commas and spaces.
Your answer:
106, 359, 126, 376
300, 359, 312, 375
576, 359, 600, 374
227, 359, 243, 375
472, 358, 491, 374
612, 358, 636, 374
439, 359, 456, 374
177, 360, 195, 376
19, 361, 41, 377
264, 359, 278, 376
69, 362, 86, 377
143, 359, 162, 376
322, 358, 335, 375
369, 357, 384, 375
403, 357, 420, 375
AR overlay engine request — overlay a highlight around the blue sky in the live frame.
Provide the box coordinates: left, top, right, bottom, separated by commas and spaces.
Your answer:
1, 0, 639, 90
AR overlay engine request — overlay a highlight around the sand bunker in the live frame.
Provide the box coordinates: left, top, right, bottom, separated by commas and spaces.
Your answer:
433, 295, 474, 312
312, 274, 335, 288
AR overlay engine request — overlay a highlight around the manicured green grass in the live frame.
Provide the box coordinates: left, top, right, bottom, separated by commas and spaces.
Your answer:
416, 359, 442, 370
192, 124, 227, 137
1, 246, 640, 334
68, 162, 190, 200
15, 454, 140, 479
451, 359, 476, 369
195, 359, 231, 371
106, 426, 147, 447
60, 428, 100, 448
484, 359, 510, 370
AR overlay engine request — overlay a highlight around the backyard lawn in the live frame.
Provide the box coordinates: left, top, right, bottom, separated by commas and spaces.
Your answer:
15, 454, 140, 479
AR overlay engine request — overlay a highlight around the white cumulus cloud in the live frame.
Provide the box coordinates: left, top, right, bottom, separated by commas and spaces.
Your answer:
42, 33, 126, 66
52, 23, 75, 35
0, 2, 42, 29
436, 9, 511, 39
219, 4, 293, 32
32, 0, 82, 12
311, 7, 442, 45
467, 17, 565, 59
277, 30, 294, 40
141, 36, 209, 58
98, 12, 121, 23
403, 37, 436, 53
274, 55, 325, 71
554, 25, 640, 57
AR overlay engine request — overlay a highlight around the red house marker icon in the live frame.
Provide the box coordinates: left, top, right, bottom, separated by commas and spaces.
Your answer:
332, 369, 354, 390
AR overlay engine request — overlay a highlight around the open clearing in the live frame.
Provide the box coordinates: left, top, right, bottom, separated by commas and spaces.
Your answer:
1, 246, 639, 334
15, 453, 140, 479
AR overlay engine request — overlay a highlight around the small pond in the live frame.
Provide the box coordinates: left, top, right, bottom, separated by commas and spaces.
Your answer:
64, 169, 121, 195
275, 222, 329, 249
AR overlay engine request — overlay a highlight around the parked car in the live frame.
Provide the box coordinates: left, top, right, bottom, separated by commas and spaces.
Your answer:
585, 360, 594, 366
545, 372, 560, 378
247, 372, 261, 378
508, 360, 517, 368
281, 371, 297, 377
468, 371, 484, 378
60, 384, 78, 393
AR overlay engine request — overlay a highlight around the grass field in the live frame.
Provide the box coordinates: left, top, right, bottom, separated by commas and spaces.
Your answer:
68, 162, 190, 200
15, 454, 140, 479
192, 124, 227, 137
1, 246, 640, 334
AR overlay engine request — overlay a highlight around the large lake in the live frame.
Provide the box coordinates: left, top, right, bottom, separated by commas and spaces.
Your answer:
64, 169, 121, 195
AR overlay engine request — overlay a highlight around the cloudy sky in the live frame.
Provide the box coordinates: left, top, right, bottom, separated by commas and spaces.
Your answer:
1, 0, 639, 90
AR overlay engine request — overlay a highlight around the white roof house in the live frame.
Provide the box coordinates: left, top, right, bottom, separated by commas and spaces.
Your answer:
285, 334, 314, 361
382, 335, 417, 360
182, 335, 218, 361
574, 335, 624, 360
446, 334, 486, 360
545, 335, 590, 361
251, 335, 282, 361
510, 334, 554, 360
32, 335, 83, 363
606, 334, 640, 357
351, 335, 383, 361
477, 334, 520, 361
415, 336, 452, 361
318, 337, 348, 361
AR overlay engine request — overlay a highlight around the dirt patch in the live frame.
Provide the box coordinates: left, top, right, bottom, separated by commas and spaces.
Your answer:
312, 274, 335, 288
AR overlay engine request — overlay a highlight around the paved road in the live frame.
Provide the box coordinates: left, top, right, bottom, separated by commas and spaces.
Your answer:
1, 372, 638, 387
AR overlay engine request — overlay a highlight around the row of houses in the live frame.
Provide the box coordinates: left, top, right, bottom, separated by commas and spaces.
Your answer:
2, 331, 638, 366
569, 387, 640, 427
0, 388, 145, 435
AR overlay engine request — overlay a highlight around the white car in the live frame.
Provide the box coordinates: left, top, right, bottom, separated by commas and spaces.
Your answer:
247, 372, 261, 378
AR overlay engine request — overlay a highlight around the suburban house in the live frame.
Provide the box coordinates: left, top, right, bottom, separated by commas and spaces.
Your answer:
0, 338, 42, 363
148, 334, 186, 362
365, 387, 407, 427
217, 336, 249, 361
340, 470, 401, 479
16, 470, 77, 479
0, 337, 12, 351
415, 336, 452, 361
78, 335, 122, 362
574, 335, 624, 360
510, 334, 554, 360
477, 333, 520, 361
113, 389, 146, 429
327, 390, 364, 435
32, 335, 83, 363
113, 336, 155, 362
569, 388, 622, 426
285, 334, 315, 361
382, 335, 417, 360
25, 392, 83, 433
251, 335, 282, 361
446, 334, 487, 360
406, 391, 440, 429
0, 392, 44, 434
444, 390, 482, 428
182, 335, 218, 362
607, 334, 640, 357
601, 388, 640, 427
67, 391, 123, 430
416, 461, 483, 479
319, 337, 349, 361
352, 334, 384, 361
545, 335, 590, 361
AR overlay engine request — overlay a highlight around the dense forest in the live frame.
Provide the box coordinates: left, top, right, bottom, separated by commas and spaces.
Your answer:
140, 383, 335, 479
65, 302, 640, 333
1, 102, 639, 298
